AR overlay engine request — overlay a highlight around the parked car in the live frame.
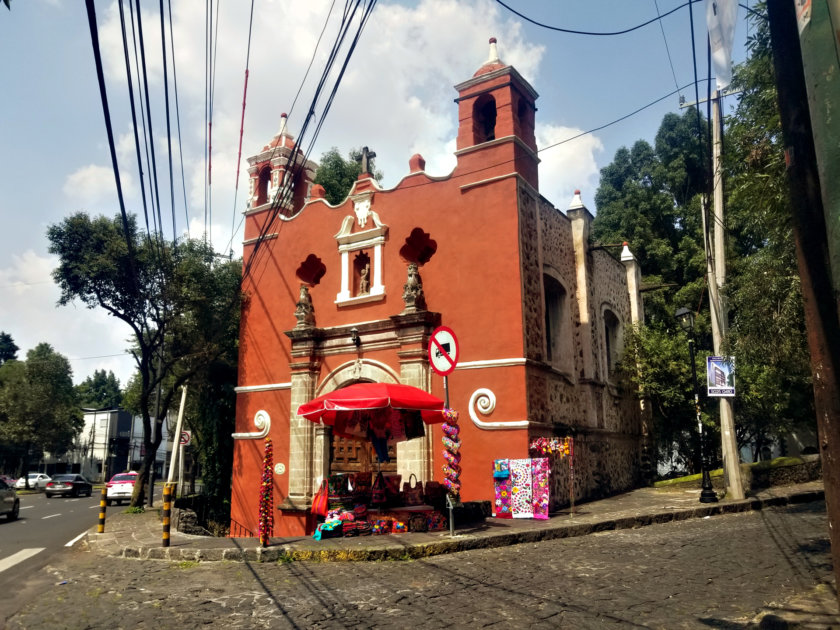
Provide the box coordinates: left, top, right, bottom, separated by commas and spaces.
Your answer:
106, 471, 138, 506
45, 474, 93, 498
15, 473, 51, 490
0, 476, 19, 521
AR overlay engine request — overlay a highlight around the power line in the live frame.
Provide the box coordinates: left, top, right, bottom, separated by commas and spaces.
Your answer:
494, 0, 700, 36
166, 0, 190, 240
654, 0, 681, 93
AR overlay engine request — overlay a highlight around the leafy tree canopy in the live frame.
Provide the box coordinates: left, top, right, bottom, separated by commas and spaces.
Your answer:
76, 369, 122, 409
0, 331, 18, 365
47, 213, 242, 506
0, 343, 82, 481
313, 147, 383, 205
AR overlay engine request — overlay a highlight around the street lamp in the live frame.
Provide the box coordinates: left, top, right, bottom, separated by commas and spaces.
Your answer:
675, 307, 718, 503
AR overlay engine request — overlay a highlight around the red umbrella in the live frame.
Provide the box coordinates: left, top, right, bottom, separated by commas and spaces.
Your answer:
298, 382, 445, 427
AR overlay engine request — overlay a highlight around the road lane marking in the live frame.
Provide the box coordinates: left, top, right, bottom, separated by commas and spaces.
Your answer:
42, 514, 60, 519
0, 548, 45, 574
65, 532, 87, 547
20, 505, 33, 510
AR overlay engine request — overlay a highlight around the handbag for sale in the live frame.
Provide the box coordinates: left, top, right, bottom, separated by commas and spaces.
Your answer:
328, 473, 355, 509
353, 471, 372, 503
384, 474, 402, 504
311, 480, 329, 517
409, 512, 429, 532
371, 471, 387, 504
402, 473, 424, 506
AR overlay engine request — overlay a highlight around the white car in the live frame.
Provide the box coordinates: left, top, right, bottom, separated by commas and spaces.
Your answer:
106, 471, 138, 506
15, 473, 51, 490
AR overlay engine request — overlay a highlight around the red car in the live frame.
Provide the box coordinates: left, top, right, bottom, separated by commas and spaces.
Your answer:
106, 471, 138, 506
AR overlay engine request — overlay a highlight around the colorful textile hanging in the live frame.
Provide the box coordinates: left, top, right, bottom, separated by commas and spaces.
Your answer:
493, 457, 550, 519
531, 457, 550, 519
441, 409, 461, 498
509, 459, 534, 518
258, 437, 274, 547
530, 436, 572, 457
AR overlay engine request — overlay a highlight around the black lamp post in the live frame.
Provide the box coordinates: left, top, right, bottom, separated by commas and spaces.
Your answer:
675, 307, 718, 503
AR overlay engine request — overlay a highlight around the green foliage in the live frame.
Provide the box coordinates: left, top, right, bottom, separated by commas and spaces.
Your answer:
76, 369, 122, 409
0, 331, 18, 366
0, 344, 82, 478
598, 2, 815, 472
47, 213, 242, 507
313, 147, 383, 205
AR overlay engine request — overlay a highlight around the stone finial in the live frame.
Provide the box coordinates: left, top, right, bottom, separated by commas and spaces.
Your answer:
487, 37, 500, 63
620, 241, 635, 262
294, 284, 315, 329
401, 263, 427, 313
568, 189, 585, 211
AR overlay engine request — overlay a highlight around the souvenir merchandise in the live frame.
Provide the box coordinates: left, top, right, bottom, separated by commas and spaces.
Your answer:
258, 438, 274, 547
384, 474, 402, 505
531, 457, 550, 519
328, 473, 355, 509
371, 471, 387, 504
371, 518, 392, 534
493, 459, 510, 479
402, 473, 424, 506
311, 480, 329, 517
492, 458, 550, 519
342, 520, 373, 537
426, 511, 448, 531
423, 480, 445, 508
353, 503, 368, 521
392, 521, 407, 533
441, 409, 462, 496
509, 459, 534, 518
353, 471, 372, 503
409, 513, 429, 532
312, 521, 343, 540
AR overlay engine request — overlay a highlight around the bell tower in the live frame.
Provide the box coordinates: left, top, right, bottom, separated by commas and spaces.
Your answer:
454, 38, 539, 188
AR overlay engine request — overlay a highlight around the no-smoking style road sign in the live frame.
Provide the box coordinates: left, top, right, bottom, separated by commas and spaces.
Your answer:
179, 431, 191, 446
429, 326, 459, 376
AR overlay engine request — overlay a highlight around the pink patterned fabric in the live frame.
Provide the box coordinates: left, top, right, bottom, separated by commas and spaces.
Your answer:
509, 458, 534, 518
531, 457, 550, 519
493, 460, 512, 518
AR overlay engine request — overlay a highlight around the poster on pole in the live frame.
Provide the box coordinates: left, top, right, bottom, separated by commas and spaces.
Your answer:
706, 356, 735, 397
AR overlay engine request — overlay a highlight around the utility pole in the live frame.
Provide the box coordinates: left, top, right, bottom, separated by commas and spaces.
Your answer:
681, 92, 745, 499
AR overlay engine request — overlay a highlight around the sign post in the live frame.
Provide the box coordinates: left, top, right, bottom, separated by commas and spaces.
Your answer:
429, 326, 460, 536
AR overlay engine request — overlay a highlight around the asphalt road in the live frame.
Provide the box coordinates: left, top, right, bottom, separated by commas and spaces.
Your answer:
4, 502, 838, 629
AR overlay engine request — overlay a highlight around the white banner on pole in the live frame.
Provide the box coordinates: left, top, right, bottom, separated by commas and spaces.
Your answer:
706, 0, 739, 89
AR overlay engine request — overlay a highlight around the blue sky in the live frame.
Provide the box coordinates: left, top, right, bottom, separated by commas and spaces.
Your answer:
0, 0, 752, 386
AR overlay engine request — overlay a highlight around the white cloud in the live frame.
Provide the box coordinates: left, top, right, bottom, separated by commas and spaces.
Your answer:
0, 251, 135, 386
536, 124, 604, 211
63, 164, 136, 206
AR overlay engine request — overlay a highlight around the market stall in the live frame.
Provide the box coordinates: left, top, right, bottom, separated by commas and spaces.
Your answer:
297, 382, 452, 538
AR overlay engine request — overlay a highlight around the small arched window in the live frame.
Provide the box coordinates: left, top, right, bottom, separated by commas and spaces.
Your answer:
543, 273, 571, 372
256, 166, 271, 206
473, 94, 497, 144
603, 308, 622, 378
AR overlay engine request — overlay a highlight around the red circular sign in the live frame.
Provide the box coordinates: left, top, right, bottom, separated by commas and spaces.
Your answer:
428, 326, 459, 376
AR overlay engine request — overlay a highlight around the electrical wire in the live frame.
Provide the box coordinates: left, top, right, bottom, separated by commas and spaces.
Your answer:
159, 0, 177, 244
494, 0, 701, 36
167, 0, 190, 239
654, 0, 681, 92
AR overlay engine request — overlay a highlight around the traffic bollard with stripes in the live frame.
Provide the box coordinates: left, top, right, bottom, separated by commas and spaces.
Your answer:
162, 483, 172, 547
97, 487, 106, 533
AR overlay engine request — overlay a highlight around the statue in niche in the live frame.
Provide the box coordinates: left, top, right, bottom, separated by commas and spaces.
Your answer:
358, 263, 370, 295
402, 262, 426, 313
294, 284, 315, 328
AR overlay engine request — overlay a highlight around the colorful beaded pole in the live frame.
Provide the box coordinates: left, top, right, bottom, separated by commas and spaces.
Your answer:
258, 437, 274, 547
441, 408, 461, 498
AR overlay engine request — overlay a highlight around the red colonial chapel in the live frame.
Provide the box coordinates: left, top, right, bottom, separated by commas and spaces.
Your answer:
230, 39, 645, 537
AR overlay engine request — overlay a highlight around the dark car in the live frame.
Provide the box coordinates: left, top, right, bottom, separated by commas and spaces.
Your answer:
0, 477, 19, 521
45, 474, 93, 498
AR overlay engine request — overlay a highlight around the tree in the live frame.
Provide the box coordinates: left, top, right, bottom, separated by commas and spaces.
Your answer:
76, 369, 122, 409
0, 331, 18, 366
0, 344, 82, 484
313, 147, 383, 205
48, 213, 242, 506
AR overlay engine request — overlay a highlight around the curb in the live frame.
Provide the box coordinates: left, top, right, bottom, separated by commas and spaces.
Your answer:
101, 488, 826, 563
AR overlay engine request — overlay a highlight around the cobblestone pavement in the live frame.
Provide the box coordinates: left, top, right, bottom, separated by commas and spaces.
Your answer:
6, 503, 838, 629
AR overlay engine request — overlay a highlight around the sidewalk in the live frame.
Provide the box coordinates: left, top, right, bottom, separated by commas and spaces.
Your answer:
82, 480, 827, 563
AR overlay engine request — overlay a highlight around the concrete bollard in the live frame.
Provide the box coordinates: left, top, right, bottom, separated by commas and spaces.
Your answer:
162, 483, 172, 547
97, 487, 106, 533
